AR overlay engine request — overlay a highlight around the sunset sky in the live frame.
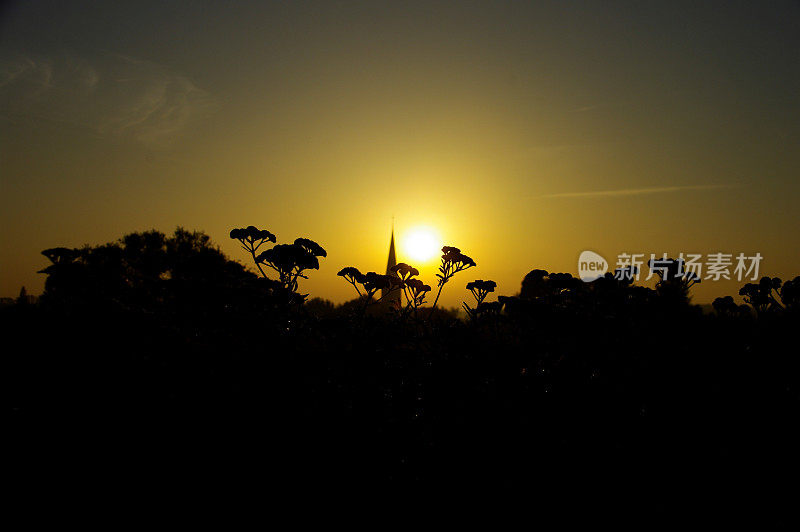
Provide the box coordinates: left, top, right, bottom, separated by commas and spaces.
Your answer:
2, 1, 798, 307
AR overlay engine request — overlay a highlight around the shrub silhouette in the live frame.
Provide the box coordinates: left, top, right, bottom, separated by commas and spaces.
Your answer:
38, 228, 263, 320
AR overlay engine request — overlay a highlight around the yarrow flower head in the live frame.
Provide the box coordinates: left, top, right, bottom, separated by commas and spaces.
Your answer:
739, 276, 782, 315
463, 279, 498, 320
362, 272, 393, 292
230, 226, 276, 244
257, 244, 319, 273
405, 278, 431, 295
294, 238, 327, 258
466, 280, 496, 293
390, 263, 420, 280
427, 243, 478, 319
338, 266, 365, 284
442, 246, 461, 257
228, 224, 325, 301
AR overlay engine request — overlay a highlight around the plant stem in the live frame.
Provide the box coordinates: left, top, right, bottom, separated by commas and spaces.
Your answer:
249, 248, 268, 279
427, 280, 446, 321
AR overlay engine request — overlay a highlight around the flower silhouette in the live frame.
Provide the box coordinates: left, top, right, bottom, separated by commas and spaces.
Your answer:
230, 225, 277, 279
647, 257, 701, 303
463, 279, 497, 320
428, 245, 476, 319
294, 238, 327, 258
38, 247, 81, 275
739, 276, 783, 316
230, 225, 324, 298
256, 243, 321, 291
402, 278, 431, 317
338, 266, 366, 296
780, 276, 800, 311
712, 295, 750, 319
390, 263, 420, 280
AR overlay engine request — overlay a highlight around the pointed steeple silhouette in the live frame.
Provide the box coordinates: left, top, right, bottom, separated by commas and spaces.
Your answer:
386, 230, 397, 275
383, 221, 401, 306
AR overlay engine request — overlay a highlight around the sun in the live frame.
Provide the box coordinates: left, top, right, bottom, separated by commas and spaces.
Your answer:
402, 227, 441, 263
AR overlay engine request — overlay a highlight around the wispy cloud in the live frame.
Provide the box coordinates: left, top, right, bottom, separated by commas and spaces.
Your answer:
0, 52, 215, 147
541, 184, 742, 199
568, 104, 601, 113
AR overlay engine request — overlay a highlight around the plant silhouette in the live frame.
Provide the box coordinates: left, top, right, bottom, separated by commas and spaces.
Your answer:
739, 276, 783, 316
647, 256, 701, 305
463, 279, 497, 320
388, 263, 430, 318
231, 226, 326, 302
428, 246, 476, 319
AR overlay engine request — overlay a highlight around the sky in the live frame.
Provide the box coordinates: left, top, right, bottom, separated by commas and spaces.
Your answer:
1, 1, 799, 306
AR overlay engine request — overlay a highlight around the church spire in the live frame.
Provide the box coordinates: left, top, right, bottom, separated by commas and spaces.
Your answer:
383, 221, 401, 305
385, 226, 397, 275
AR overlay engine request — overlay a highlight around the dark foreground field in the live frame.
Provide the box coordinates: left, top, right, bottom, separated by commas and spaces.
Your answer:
4, 229, 798, 525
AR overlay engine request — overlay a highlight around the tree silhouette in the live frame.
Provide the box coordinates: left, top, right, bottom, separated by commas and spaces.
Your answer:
38, 227, 259, 315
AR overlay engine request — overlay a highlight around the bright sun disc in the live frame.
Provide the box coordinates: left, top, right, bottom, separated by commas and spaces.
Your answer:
403, 228, 441, 263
